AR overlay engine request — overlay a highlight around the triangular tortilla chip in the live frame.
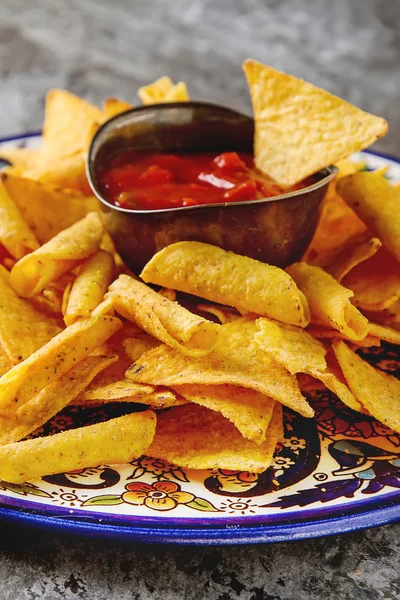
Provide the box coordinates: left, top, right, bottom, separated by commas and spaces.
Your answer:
243, 59, 388, 186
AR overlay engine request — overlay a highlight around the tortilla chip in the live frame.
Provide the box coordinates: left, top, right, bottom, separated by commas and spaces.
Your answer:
333, 341, 400, 432
0, 354, 117, 445
0, 274, 62, 364
312, 347, 363, 412
172, 384, 275, 444
123, 335, 161, 362
0, 147, 39, 170
10, 212, 104, 297
82, 378, 155, 402
0, 315, 122, 413
0, 410, 156, 483
0, 345, 12, 378
147, 402, 282, 472
1, 172, 99, 245
326, 235, 382, 282
341, 248, 400, 311
337, 171, 400, 263
368, 322, 400, 345
243, 59, 388, 186
23, 152, 91, 194
141, 241, 310, 327
102, 97, 132, 119
306, 326, 381, 348
64, 251, 114, 325
138, 77, 189, 104
107, 274, 220, 357
196, 303, 240, 324
287, 263, 369, 341
0, 180, 39, 260
127, 318, 313, 417
41, 89, 102, 159
365, 299, 400, 328
255, 318, 327, 375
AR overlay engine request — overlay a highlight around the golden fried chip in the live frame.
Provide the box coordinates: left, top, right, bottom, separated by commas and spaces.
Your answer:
368, 322, 400, 345
0, 274, 62, 364
147, 403, 282, 473
82, 378, 155, 402
287, 263, 369, 341
41, 89, 102, 159
107, 274, 220, 357
0, 410, 156, 483
10, 212, 104, 297
333, 341, 400, 432
172, 384, 275, 444
0, 315, 122, 413
1, 172, 98, 245
341, 248, 400, 311
243, 59, 388, 186
0, 147, 40, 170
255, 318, 327, 375
326, 235, 382, 282
102, 97, 132, 119
127, 318, 313, 417
64, 251, 114, 325
306, 326, 381, 348
0, 180, 39, 259
141, 242, 310, 327
23, 152, 90, 194
0, 354, 117, 445
138, 76, 189, 104
197, 304, 240, 324
337, 171, 400, 263
366, 299, 400, 328
123, 336, 161, 362
0, 345, 12, 377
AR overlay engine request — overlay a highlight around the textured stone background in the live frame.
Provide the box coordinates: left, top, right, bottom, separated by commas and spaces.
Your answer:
0, 1, 399, 598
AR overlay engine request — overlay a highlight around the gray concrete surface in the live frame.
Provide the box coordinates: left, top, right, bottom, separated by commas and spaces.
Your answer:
0, 0, 399, 598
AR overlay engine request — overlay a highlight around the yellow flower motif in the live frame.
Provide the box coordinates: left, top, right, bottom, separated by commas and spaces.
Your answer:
123, 481, 194, 511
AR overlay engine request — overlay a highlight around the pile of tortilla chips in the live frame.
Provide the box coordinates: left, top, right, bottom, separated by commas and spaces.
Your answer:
0, 61, 398, 485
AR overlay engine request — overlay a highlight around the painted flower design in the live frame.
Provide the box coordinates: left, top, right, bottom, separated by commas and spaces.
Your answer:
283, 436, 306, 452
271, 456, 295, 478
129, 456, 189, 482
122, 481, 194, 511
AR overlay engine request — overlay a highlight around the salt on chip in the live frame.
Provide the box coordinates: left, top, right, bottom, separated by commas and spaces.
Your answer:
337, 171, 400, 263
0, 180, 39, 259
41, 89, 102, 159
10, 212, 104, 297
127, 318, 313, 417
243, 59, 388, 186
1, 172, 99, 245
172, 383, 275, 444
64, 250, 114, 325
0, 315, 122, 414
141, 241, 310, 328
333, 340, 400, 433
138, 76, 189, 105
0, 353, 117, 445
0, 411, 156, 484
0, 273, 62, 364
341, 248, 400, 311
107, 274, 220, 357
147, 402, 282, 473
287, 262, 369, 341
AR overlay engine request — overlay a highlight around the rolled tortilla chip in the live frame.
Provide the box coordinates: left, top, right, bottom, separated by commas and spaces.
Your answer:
0, 315, 122, 414
333, 340, 400, 433
1, 172, 99, 245
0, 353, 117, 445
64, 250, 114, 325
0, 410, 156, 483
172, 384, 275, 444
368, 322, 400, 345
127, 318, 313, 418
286, 263, 369, 341
0, 273, 62, 364
147, 402, 282, 473
10, 212, 104, 297
0, 180, 39, 259
337, 172, 400, 263
141, 242, 310, 327
325, 235, 382, 283
107, 274, 220, 357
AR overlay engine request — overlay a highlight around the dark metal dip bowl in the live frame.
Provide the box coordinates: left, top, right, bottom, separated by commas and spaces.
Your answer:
87, 102, 336, 274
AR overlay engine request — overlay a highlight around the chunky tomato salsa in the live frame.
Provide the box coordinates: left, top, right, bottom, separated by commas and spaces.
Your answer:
98, 150, 305, 210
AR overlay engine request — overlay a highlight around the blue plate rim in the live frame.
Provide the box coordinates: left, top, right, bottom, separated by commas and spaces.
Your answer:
0, 132, 399, 544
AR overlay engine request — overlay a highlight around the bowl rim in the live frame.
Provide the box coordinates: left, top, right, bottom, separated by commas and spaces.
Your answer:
86, 101, 338, 215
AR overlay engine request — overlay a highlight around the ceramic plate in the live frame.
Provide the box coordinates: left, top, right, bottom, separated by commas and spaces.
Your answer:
0, 134, 399, 545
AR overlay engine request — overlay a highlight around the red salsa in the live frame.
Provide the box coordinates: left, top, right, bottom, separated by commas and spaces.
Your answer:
98, 150, 305, 210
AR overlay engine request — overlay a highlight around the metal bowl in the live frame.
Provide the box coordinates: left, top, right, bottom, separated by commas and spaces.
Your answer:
87, 102, 336, 274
